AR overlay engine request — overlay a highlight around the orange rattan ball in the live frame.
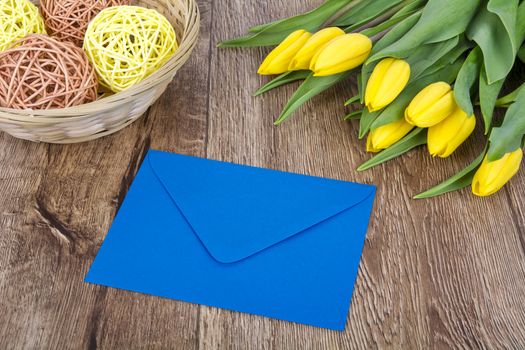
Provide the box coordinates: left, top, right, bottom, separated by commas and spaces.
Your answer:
0, 34, 98, 110
40, 0, 131, 46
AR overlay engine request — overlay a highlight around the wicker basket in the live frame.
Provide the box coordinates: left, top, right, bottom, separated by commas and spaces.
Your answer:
0, 0, 199, 143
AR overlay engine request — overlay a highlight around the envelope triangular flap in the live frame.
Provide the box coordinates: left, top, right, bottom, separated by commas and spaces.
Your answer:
147, 150, 375, 263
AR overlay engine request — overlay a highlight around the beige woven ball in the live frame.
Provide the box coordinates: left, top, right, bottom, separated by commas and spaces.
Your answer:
40, 0, 131, 46
0, 34, 98, 110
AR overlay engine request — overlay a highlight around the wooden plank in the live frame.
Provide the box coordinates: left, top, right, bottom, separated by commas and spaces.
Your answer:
203, 0, 525, 349
0, 0, 212, 347
0, 0, 525, 348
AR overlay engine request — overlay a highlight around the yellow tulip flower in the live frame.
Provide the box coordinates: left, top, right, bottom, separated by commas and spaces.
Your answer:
310, 33, 372, 76
427, 107, 476, 158
405, 82, 456, 127
472, 149, 523, 197
365, 58, 410, 112
366, 118, 414, 153
258, 30, 312, 75
288, 27, 345, 71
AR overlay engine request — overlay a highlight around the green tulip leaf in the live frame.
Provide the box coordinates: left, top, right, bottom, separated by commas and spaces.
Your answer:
414, 147, 486, 199
358, 7, 422, 38
332, 0, 404, 27
218, 0, 352, 48
357, 128, 427, 171
519, 45, 525, 63
406, 35, 461, 80
366, 11, 421, 55
344, 94, 360, 106
356, 72, 363, 104
388, 0, 426, 20
274, 71, 353, 125
514, 4, 525, 54
367, 84, 418, 132
453, 47, 482, 116
479, 65, 505, 134
344, 110, 362, 120
248, 19, 285, 34
253, 71, 311, 96
358, 109, 381, 138
466, 0, 522, 84
367, 0, 481, 63
495, 83, 525, 107
488, 86, 525, 160
426, 39, 472, 71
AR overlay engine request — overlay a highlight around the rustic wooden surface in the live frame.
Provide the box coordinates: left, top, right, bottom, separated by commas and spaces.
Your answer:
1, 1, 525, 349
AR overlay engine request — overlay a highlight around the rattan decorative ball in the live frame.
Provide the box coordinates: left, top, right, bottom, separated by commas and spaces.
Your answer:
0, 0, 46, 52
83, 5, 178, 93
0, 34, 98, 110
40, 0, 131, 47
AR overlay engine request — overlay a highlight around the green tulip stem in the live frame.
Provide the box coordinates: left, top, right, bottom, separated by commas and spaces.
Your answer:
358, 8, 424, 39
326, 0, 367, 27
494, 83, 525, 107
350, 0, 418, 34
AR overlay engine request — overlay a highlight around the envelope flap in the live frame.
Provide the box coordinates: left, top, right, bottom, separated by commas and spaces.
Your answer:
147, 150, 375, 263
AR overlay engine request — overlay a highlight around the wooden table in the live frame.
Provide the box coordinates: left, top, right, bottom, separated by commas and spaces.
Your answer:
2, 1, 525, 348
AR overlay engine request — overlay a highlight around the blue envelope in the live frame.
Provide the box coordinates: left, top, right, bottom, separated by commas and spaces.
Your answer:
86, 150, 376, 331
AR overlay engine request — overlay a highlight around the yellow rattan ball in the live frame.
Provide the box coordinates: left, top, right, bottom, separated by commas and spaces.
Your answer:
0, 0, 46, 52
83, 5, 178, 93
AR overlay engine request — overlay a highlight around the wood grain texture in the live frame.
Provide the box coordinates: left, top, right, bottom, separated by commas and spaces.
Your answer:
1, 0, 525, 349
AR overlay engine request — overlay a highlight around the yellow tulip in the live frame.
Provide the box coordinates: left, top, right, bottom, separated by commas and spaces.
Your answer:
405, 82, 456, 127
427, 107, 476, 158
472, 149, 523, 197
310, 33, 372, 76
288, 27, 345, 71
365, 58, 410, 112
366, 118, 414, 153
258, 30, 312, 75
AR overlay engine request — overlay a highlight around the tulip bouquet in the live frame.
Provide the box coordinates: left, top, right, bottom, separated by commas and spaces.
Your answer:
219, 0, 525, 198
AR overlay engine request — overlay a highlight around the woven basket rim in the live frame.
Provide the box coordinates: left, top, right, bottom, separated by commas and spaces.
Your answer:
0, 0, 199, 119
